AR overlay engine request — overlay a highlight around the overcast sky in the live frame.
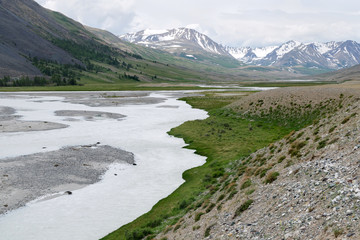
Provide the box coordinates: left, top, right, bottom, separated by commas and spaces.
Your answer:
35, 0, 360, 47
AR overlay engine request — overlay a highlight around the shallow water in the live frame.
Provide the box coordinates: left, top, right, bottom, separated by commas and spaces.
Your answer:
0, 92, 208, 240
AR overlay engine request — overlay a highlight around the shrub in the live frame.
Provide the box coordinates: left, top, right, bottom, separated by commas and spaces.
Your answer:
192, 225, 200, 231
173, 224, 181, 232
146, 219, 162, 228
233, 199, 254, 218
245, 189, 255, 195
328, 126, 336, 133
206, 203, 216, 213
125, 228, 153, 240
217, 194, 225, 202
204, 224, 215, 238
317, 139, 328, 149
227, 190, 238, 200
285, 160, 293, 168
260, 168, 271, 178
195, 212, 204, 222
265, 172, 280, 184
278, 156, 286, 163
178, 200, 189, 209
333, 228, 344, 238
240, 179, 252, 189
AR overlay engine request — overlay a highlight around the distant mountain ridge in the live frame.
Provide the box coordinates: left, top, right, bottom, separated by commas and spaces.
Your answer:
228, 40, 360, 70
121, 28, 360, 70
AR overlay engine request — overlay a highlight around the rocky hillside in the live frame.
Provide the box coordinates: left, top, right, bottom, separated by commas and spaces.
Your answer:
0, 0, 79, 77
156, 83, 360, 239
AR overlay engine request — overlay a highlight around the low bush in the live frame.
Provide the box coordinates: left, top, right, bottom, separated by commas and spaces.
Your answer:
240, 179, 252, 189
265, 172, 280, 184
233, 199, 254, 218
195, 212, 204, 222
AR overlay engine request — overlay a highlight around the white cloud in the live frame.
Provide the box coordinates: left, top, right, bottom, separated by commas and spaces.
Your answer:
34, 0, 360, 47
37, 0, 137, 34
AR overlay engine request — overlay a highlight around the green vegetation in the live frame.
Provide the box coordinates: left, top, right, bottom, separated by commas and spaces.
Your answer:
102, 92, 298, 240
245, 189, 256, 195
233, 199, 254, 218
103, 88, 339, 239
233, 95, 345, 131
0, 74, 77, 87
278, 156, 286, 163
341, 113, 356, 124
333, 228, 344, 238
204, 224, 215, 238
240, 179, 252, 190
264, 172, 280, 184
317, 139, 328, 149
195, 212, 205, 222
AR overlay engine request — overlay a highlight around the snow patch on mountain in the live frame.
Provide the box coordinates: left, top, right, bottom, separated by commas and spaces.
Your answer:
253, 46, 277, 58
274, 40, 302, 59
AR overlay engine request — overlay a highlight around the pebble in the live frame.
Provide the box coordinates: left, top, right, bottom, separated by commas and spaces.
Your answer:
346, 210, 354, 216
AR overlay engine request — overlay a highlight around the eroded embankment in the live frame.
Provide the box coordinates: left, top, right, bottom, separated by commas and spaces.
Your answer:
156, 83, 360, 240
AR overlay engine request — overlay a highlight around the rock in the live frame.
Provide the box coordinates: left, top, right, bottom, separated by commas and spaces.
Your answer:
65, 191, 72, 195
346, 210, 353, 216
133, 163, 137, 166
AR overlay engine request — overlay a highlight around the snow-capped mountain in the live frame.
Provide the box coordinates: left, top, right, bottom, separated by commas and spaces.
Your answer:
229, 40, 360, 69
120, 28, 231, 56
121, 27, 360, 70
224, 46, 277, 63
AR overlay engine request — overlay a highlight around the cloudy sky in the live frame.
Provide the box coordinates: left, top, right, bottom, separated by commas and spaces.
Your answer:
35, 0, 360, 47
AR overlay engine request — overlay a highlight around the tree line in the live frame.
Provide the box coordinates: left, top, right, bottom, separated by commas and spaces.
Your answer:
0, 75, 77, 87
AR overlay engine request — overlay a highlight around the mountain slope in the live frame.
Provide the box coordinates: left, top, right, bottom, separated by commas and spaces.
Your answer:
0, 0, 80, 77
120, 28, 240, 68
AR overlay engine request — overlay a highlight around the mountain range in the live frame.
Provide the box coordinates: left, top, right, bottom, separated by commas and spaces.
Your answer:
121, 28, 360, 71
1, 0, 359, 84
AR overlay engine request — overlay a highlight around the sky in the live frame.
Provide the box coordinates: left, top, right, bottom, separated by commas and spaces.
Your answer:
35, 0, 360, 47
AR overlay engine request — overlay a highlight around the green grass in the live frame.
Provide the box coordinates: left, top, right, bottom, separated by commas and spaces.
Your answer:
102, 93, 294, 240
